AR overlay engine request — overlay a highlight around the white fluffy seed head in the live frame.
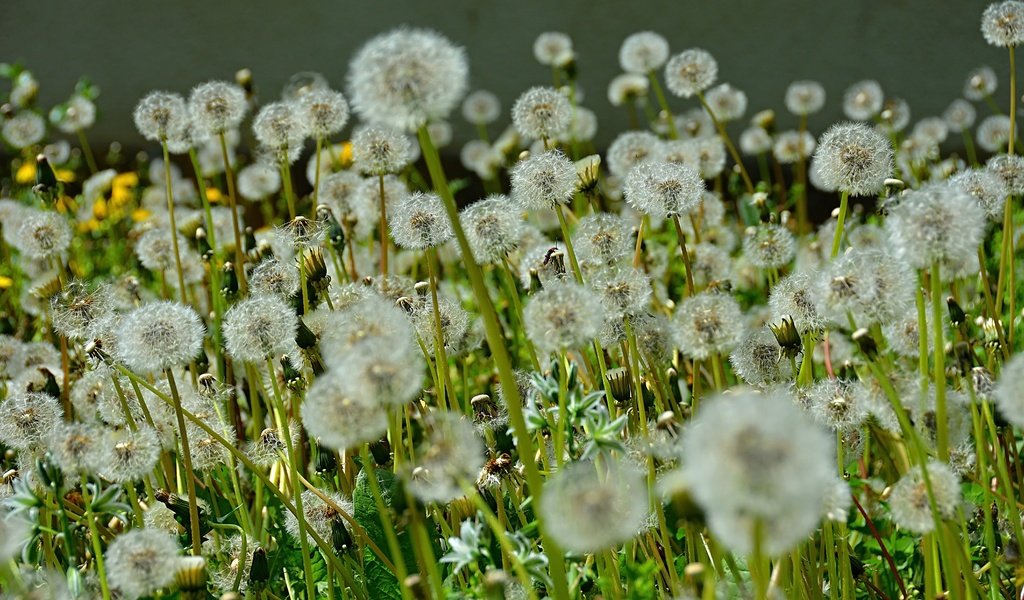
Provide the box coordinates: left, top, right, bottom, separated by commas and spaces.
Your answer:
977, 114, 1014, 153
812, 122, 894, 196
105, 528, 181, 600
678, 389, 834, 556
785, 80, 826, 116
606, 130, 662, 177
237, 163, 281, 201
982, 1, 1024, 46
303, 369, 388, 451
13, 210, 71, 260
460, 195, 522, 264
623, 160, 704, 218
348, 27, 468, 131
664, 48, 718, 98
964, 65, 998, 100
511, 86, 571, 141
189, 81, 248, 135
729, 328, 787, 387
2, 111, 46, 148
674, 291, 744, 359
461, 90, 501, 125
704, 83, 747, 122
619, 31, 670, 74
524, 281, 604, 356
842, 80, 884, 121
607, 73, 649, 106
885, 182, 986, 275
116, 301, 205, 374
0, 391, 62, 451
995, 353, 1024, 428
533, 32, 574, 67
510, 150, 577, 210
405, 413, 484, 503
297, 88, 350, 138
573, 213, 634, 269
54, 95, 95, 133
540, 458, 649, 553
133, 91, 188, 141
743, 223, 796, 269
352, 124, 414, 175
987, 153, 1024, 195
740, 126, 773, 155
950, 168, 1008, 220
889, 460, 961, 535
223, 295, 298, 363
389, 191, 452, 250
772, 130, 816, 164
943, 98, 977, 133
253, 101, 309, 158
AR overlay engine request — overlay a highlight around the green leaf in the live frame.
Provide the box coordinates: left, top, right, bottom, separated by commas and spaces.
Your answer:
353, 467, 419, 598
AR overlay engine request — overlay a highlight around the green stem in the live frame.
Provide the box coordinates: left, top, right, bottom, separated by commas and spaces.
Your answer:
830, 190, 849, 259
160, 141, 188, 303
554, 203, 583, 283
696, 91, 754, 194
218, 131, 248, 295
77, 128, 98, 174
80, 476, 112, 600
416, 125, 571, 600
930, 262, 948, 461
647, 70, 679, 139
165, 369, 203, 557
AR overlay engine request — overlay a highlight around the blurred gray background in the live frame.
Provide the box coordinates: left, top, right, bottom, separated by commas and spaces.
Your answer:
0, 0, 1007, 153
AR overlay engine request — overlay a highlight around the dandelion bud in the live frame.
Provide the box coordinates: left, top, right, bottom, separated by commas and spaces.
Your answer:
981, 1, 1024, 47
176, 555, 208, 596
348, 28, 468, 131
511, 86, 571, 141
116, 301, 205, 374
664, 48, 718, 98
812, 122, 893, 196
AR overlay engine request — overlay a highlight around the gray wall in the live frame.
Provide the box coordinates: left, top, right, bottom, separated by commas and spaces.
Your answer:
0, 0, 1006, 152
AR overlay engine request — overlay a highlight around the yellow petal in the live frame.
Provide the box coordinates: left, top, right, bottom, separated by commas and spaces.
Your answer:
0, 275, 13, 289
15, 162, 35, 184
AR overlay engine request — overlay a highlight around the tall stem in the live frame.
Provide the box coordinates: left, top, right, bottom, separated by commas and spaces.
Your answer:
165, 369, 203, 557
76, 128, 98, 174
554, 203, 583, 283
416, 125, 571, 600
830, 190, 850, 259
160, 142, 188, 303
313, 136, 324, 221
672, 215, 697, 296
379, 174, 389, 275
218, 131, 247, 295
647, 70, 679, 139
931, 263, 949, 461
696, 92, 754, 194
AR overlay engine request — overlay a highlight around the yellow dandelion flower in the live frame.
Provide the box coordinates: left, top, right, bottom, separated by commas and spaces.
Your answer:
15, 162, 35, 184
0, 275, 13, 289
206, 188, 223, 203
132, 208, 151, 222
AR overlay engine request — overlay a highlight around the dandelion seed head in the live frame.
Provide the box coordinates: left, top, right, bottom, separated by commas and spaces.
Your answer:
806, 378, 868, 431
460, 139, 502, 179
885, 182, 985, 275
730, 328, 789, 387
348, 27, 468, 131
842, 80, 884, 121
743, 223, 796, 269
678, 389, 834, 556
619, 31, 670, 74
876, 97, 911, 135
133, 91, 188, 142
623, 160, 704, 218
390, 191, 452, 250
740, 126, 773, 156
511, 86, 571, 141
0, 392, 62, 451
253, 101, 308, 159
285, 490, 354, 548
606, 130, 661, 178
662, 136, 727, 179
533, 32, 574, 67
950, 168, 1008, 220
460, 195, 522, 264
943, 98, 977, 133
49, 421, 101, 475
116, 301, 205, 374
510, 150, 577, 210
223, 295, 298, 364
889, 460, 960, 535
977, 114, 1015, 153
772, 130, 816, 164
333, 336, 424, 407
3, 111, 45, 148
913, 117, 949, 146
674, 291, 744, 359
237, 163, 281, 202
573, 213, 633, 269
524, 281, 604, 356
982, 1, 1024, 46
105, 528, 181, 600
664, 48, 718, 98
589, 266, 651, 320
986, 152, 1024, 195
54, 95, 97, 134
785, 80, 826, 116
189, 81, 247, 135
405, 413, 484, 503
812, 122, 893, 196
540, 458, 649, 553
689, 241, 733, 288
462, 90, 501, 125
704, 83, 747, 122
411, 292, 470, 357
607, 73, 649, 106
13, 210, 71, 260
995, 353, 1024, 428
297, 88, 349, 138
964, 65, 998, 100
768, 270, 825, 335
352, 124, 414, 175
318, 170, 365, 221
303, 370, 389, 450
